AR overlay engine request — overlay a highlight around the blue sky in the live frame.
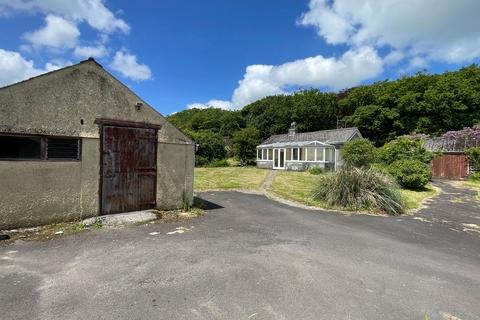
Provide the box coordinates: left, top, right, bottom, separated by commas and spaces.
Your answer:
0, 1, 479, 115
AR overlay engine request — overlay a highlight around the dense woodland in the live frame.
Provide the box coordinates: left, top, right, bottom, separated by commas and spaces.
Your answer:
168, 65, 480, 165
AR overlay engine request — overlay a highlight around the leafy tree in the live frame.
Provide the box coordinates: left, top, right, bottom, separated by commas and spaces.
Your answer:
168, 64, 480, 149
341, 65, 480, 140
219, 111, 244, 137
233, 127, 262, 165
341, 138, 377, 167
190, 130, 226, 166
344, 105, 400, 145
242, 89, 342, 140
377, 137, 434, 165
168, 108, 243, 135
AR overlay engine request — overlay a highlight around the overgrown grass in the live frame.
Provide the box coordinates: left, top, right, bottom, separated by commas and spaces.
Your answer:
195, 167, 269, 191
312, 167, 405, 215
3, 198, 206, 243
400, 185, 437, 211
459, 178, 480, 202
195, 167, 437, 214
269, 171, 329, 207
465, 178, 480, 188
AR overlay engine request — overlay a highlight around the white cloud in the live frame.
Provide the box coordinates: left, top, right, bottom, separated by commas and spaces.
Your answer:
297, 0, 353, 45
0, 48, 66, 86
23, 14, 79, 49
0, 0, 129, 34
187, 99, 234, 110
384, 50, 405, 66
187, 47, 383, 109
109, 50, 152, 81
74, 45, 108, 59
232, 65, 285, 108
232, 46, 383, 107
299, 0, 480, 64
407, 57, 428, 71
44, 58, 73, 71
190, 0, 480, 110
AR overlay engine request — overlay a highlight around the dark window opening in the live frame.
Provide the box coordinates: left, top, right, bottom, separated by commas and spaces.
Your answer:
0, 135, 42, 159
47, 138, 80, 160
0, 134, 81, 161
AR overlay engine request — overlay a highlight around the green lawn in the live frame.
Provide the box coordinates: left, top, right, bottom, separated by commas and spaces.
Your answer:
399, 186, 437, 211
194, 167, 438, 213
268, 171, 328, 207
194, 167, 268, 191
459, 179, 480, 202
464, 179, 480, 189
270, 170, 436, 211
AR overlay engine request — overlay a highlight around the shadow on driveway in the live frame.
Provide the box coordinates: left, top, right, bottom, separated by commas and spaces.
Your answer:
0, 185, 479, 320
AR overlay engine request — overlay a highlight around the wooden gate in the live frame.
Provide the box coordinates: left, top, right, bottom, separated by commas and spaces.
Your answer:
431, 153, 468, 179
101, 125, 157, 214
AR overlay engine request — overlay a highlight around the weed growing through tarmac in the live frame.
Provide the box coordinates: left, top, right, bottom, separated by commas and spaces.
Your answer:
1, 198, 205, 244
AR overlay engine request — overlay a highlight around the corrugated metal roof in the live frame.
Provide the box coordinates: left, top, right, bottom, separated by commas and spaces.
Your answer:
259, 127, 361, 146
424, 137, 480, 152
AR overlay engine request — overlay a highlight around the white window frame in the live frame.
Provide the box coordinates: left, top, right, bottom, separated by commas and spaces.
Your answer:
256, 148, 274, 162
301, 147, 335, 163
258, 142, 335, 163
325, 148, 334, 162
305, 147, 316, 162
273, 148, 286, 169
292, 148, 299, 161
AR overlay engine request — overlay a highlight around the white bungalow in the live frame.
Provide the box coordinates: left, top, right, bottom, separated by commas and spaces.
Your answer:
256, 123, 362, 171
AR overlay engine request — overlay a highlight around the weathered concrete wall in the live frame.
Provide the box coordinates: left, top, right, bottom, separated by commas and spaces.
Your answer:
257, 161, 273, 169
80, 138, 100, 216
157, 143, 195, 209
285, 162, 334, 171
0, 136, 194, 229
0, 138, 99, 229
335, 147, 344, 168
257, 160, 335, 171
0, 60, 195, 229
0, 60, 192, 146
0, 161, 83, 229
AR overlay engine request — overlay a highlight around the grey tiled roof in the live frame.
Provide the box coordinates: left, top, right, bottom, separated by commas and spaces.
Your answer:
259, 127, 361, 146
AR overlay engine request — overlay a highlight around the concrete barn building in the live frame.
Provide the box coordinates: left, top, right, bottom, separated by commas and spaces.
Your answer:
256, 124, 362, 171
0, 58, 194, 230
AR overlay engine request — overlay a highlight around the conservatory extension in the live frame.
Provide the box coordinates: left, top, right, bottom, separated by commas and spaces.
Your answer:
256, 124, 362, 171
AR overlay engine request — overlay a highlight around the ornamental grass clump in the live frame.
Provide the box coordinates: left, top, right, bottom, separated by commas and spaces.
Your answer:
312, 167, 405, 215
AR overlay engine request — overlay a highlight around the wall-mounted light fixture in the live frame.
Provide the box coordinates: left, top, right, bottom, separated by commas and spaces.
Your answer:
135, 102, 143, 111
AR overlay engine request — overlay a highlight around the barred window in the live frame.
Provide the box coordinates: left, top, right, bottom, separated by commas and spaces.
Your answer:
47, 138, 80, 160
0, 134, 81, 161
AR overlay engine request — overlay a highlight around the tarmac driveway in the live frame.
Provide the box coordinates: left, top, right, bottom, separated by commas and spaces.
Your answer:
1, 183, 479, 320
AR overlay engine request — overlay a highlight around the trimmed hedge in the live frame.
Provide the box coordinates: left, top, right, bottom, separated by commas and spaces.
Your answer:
388, 159, 431, 190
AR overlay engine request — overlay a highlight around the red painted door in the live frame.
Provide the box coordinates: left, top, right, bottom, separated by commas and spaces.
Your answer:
432, 154, 468, 179
101, 126, 157, 214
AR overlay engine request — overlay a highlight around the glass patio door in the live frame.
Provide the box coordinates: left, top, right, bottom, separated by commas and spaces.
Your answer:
273, 148, 285, 169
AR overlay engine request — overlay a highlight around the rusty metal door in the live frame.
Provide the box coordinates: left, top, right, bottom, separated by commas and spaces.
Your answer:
101, 126, 157, 214
432, 154, 468, 179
